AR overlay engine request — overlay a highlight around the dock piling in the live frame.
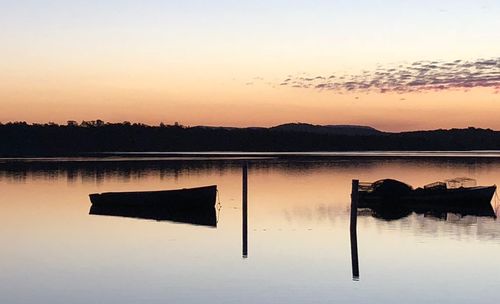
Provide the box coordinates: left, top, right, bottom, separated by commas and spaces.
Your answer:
350, 179, 360, 280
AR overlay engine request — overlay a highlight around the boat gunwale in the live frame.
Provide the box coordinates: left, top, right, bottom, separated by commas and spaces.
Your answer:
90, 185, 217, 197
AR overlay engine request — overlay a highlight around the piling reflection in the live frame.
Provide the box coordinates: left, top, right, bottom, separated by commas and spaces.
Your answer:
242, 163, 248, 258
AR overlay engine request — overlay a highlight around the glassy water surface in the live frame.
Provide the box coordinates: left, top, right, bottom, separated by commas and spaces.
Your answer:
0, 156, 499, 304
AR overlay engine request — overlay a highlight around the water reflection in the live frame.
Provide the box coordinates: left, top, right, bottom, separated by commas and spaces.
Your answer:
3, 156, 500, 184
362, 204, 497, 221
242, 163, 248, 258
89, 204, 218, 227
1, 157, 500, 304
350, 177, 499, 282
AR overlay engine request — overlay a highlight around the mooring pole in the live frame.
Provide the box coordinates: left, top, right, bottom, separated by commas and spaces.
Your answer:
350, 179, 360, 280
242, 163, 248, 258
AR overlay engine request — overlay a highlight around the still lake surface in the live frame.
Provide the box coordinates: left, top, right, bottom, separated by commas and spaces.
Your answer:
1, 154, 499, 304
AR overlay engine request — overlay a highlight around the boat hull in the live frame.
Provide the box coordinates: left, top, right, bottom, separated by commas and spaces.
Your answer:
359, 185, 497, 208
89, 185, 217, 209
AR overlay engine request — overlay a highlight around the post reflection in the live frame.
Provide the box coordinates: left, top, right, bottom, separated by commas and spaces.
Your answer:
242, 163, 248, 258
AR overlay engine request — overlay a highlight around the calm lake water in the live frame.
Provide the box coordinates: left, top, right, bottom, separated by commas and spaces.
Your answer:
1, 155, 499, 304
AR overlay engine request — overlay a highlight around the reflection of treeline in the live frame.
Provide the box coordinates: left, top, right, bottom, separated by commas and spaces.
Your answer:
2, 157, 499, 182
1, 121, 500, 156
0, 159, 244, 183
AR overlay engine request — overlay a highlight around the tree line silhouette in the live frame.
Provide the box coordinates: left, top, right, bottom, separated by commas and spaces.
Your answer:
1, 120, 500, 156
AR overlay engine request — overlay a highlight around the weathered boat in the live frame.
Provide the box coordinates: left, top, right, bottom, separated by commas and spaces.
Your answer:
89, 185, 217, 208
358, 178, 496, 208
356, 178, 497, 221
89, 185, 218, 227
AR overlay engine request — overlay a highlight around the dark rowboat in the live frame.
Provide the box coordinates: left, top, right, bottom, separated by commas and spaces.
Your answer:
89, 185, 218, 227
89, 185, 217, 208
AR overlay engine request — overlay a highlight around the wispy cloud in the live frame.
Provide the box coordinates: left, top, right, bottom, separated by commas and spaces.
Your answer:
279, 57, 500, 94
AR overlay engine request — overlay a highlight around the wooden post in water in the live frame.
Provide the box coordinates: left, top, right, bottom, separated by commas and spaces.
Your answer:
350, 179, 360, 280
242, 163, 248, 258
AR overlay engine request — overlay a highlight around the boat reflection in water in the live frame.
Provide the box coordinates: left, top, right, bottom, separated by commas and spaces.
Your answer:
350, 178, 498, 281
89, 185, 218, 227
363, 201, 497, 221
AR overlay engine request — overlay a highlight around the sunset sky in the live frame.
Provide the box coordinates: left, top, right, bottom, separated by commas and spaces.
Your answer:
1, 0, 500, 131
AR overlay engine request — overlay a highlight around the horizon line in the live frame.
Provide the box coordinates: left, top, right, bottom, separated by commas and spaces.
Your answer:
0, 119, 498, 133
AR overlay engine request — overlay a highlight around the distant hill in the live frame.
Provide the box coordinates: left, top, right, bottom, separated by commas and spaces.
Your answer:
270, 123, 383, 136
194, 123, 382, 135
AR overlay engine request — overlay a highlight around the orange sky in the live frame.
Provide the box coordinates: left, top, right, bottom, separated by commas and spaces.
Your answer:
1, 1, 500, 131
2, 78, 499, 131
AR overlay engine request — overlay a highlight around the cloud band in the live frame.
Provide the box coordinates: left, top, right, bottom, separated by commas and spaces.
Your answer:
280, 57, 500, 93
